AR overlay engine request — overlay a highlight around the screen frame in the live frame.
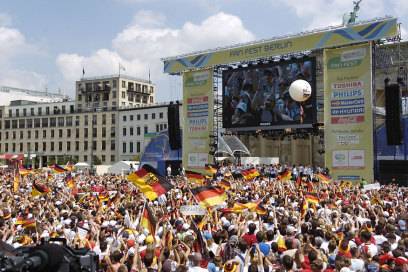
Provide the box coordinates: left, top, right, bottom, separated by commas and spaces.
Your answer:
222, 56, 317, 131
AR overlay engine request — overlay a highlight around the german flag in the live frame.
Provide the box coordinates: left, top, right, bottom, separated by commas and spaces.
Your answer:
277, 235, 287, 252
278, 169, 292, 181
241, 169, 253, 180
15, 216, 36, 229
13, 174, 20, 193
127, 165, 173, 201
2, 211, 11, 220
65, 174, 75, 189
204, 164, 217, 175
186, 170, 205, 185
98, 192, 109, 203
141, 203, 157, 235
65, 161, 74, 172
31, 181, 50, 197
191, 186, 227, 208
305, 194, 319, 206
248, 168, 260, 178
300, 199, 308, 218
255, 202, 267, 215
315, 173, 332, 184
221, 203, 247, 213
19, 166, 32, 176
219, 179, 231, 190
51, 164, 66, 173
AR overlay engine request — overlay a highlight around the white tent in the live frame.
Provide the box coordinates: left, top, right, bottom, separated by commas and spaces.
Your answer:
108, 161, 139, 175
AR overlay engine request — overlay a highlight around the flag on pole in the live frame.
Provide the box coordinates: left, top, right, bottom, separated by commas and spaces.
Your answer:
186, 170, 205, 185
82, 67, 85, 77
51, 164, 66, 173
31, 181, 50, 197
141, 202, 157, 235
191, 186, 227, 208
127, 165, 173, 201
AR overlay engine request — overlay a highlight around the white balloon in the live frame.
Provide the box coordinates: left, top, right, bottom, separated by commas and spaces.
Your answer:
288, 79, 312, 102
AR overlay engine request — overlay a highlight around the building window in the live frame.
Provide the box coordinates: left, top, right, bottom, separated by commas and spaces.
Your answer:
51, 142, 54, 151
152, 113, 155, 119
137, 141, 140, 152
123, 115, 127, 122
102, 140, 106, 150
12, 120, 17, 129
102, 114, 106, 125
12, 131, 16, 139
121, 92, 126, 98
122, 142, 126, 153
84, 141, 88, 151
144, 126, 148, 134
67, 129, 71, 138
23, 108, 27, 116
75, 116, 80, 126
5, 143, 8, 152
84, 155, 88, 162
123, 127, 126, 136
35, 142, 38, 152
84, 128, 88, 138
93, 127, 97, 137
113, 79, 117, 88
35, 130, 39, 139
38, 108, 42, 115
59, 129, 63, 138
159, 112, 163, 119
111, 140, 115, 150
92, 115, 97, 125
93, 141, 96, 150
42, 142, 46, 151
66, 116, 72, 126
19, 143, 23, 152
156, 124, 159, 132
84, 115, 88, 126
130, 127, 134, 136
30, 108, 34, 115
110, 155, 115, 162
130, 115, 133, 121
59, 142, 63, 151
122, 80, 126, 88
129, 142, 133, 153
62, 106, 66, 114
75, 141, 79, 151
50, 117, 56, 127
102, 127, 106, 137
112, 91, 116, 98
20, 131, 23, 139
70, 105, 74, 113
111, 127, 115, 137
45, 107, 49, 115
27, 131, 31, 139
5, 120, 10, 129
16, 109, 19, 117
76, 128, 79, 138
137, 114, 140, 120
34, 118, 41, 128
58, 117, 64, 127
111, 114, 115, 124
42, 118, 48, 127
18, 119, 25, 128
144, 114, 148, 120
67, 142, 71, 151
137, 127, 140, 135
43, 130, 46, 138
51, 130, 54, 138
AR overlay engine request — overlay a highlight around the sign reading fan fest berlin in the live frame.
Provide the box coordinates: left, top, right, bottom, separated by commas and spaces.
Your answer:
324, 43, 374, 182
182, 69, 214, 172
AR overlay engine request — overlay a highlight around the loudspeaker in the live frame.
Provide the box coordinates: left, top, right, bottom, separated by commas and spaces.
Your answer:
168, 103, 181, 149
385, 83, 403, 145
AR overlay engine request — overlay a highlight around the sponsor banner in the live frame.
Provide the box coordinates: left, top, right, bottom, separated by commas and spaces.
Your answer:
163, 18, 397, 74
180, 205, 207, 216
324, 43, 374, 182
362, 182, 381, 191
183, 69, 214, 172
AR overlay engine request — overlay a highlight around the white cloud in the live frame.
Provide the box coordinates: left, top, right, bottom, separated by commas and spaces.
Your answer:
0, 69, 47, 90
0, 26, 27, 63
57, 11, 255, 100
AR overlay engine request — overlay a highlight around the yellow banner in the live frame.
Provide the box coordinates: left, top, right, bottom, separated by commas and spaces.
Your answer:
164, 18, 397, 74
324, 43, 373, 182
182, 69, 214, 171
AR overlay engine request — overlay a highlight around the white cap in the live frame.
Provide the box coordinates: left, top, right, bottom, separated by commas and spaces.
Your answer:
182, 223, 190, 230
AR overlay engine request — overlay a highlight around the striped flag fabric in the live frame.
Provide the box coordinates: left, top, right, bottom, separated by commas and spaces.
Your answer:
278, 169, 292, 181
191, 186, 227, 208
248, 168, 260, 178
65, 161, 74, 172
15, 216, 36, 229
315, 173, 332, 184
127, 165, 173, 201
31, 181, 50, 197
185, 170, 205, 185
65, 173, 75, 189
51, 164, 66, 173
305, 194, 319, 206
19, 166, 32, 176
141, 203, 157, 235
219, 179, 231, 190
204, 164, 217, 175
98, 191, 109, 203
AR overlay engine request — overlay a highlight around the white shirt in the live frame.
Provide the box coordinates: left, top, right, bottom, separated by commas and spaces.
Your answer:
188, 266, 207, 272
350, 258, 365, 272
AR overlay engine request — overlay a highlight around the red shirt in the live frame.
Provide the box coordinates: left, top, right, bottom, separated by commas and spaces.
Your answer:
242, 233, 257, 246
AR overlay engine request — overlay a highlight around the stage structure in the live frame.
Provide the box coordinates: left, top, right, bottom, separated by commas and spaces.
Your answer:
162, 17, 398, 181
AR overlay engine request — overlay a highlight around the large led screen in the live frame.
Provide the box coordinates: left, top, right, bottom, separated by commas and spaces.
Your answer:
222, 57, 316, 130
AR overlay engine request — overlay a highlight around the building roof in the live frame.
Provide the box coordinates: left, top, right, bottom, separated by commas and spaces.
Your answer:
78, 74, 155, 85
0, 86, 67, 106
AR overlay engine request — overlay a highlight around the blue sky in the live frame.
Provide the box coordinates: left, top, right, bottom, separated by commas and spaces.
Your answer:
0, 0, 407, 101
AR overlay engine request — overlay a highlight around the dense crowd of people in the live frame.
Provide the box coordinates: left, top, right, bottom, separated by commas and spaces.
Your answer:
0, 163, 407, 272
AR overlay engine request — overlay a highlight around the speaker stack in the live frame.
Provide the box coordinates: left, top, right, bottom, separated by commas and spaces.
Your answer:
167, 102, 181, 149
384, 81, 403, 145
